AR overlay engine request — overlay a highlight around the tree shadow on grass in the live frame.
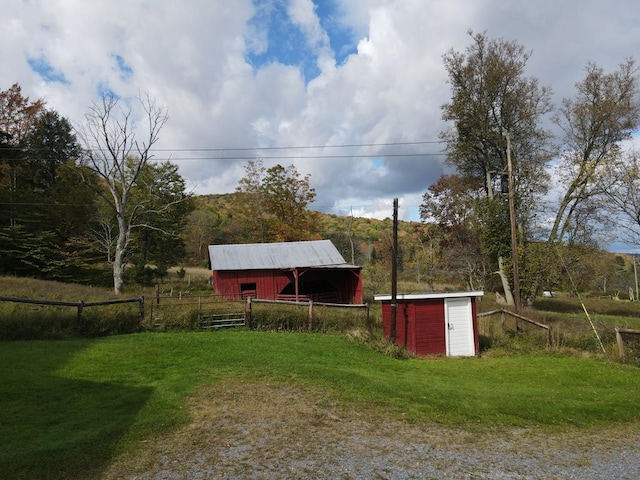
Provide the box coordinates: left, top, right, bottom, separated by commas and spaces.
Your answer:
0, 340, 154, 480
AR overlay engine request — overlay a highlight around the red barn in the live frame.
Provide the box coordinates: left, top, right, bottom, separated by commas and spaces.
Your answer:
208, 240, 363, 303
374, 292, 484, 357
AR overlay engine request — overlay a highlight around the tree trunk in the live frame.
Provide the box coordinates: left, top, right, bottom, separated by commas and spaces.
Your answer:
497, 255, 515, 306
112, 248, 125, 295
487, 170, 515, 306
112, 211, 130, 295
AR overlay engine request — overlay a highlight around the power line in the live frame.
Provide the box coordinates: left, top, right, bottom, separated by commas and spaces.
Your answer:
0, 139, 445, 154
0, 152, 447, 163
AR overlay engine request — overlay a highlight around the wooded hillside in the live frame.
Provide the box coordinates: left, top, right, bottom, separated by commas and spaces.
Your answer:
183, 193, 637, 300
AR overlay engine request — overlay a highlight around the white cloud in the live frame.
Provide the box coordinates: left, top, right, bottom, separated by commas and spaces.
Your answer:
2, 0, 639, 225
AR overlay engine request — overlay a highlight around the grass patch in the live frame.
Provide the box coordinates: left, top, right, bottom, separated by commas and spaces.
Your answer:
1, 330, 639, 479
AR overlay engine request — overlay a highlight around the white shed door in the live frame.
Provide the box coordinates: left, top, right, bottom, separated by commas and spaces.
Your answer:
445, 297, 475, 356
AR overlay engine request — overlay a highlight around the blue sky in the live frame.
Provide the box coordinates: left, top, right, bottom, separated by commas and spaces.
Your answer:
246, 0, 356, 82
26, 56, 69, 84
4, 0, 640, 249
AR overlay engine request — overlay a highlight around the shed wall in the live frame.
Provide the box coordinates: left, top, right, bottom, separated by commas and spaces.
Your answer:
380, 296, 478, 357
414, 300, 447, 355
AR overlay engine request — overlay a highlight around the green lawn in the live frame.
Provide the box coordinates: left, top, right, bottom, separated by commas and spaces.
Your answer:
1, 330, 639, 479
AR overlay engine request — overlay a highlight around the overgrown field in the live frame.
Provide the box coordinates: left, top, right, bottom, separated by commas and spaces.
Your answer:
1, 330, 639, 479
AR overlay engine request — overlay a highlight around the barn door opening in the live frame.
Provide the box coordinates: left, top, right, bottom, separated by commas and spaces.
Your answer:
445, 297, 475, 356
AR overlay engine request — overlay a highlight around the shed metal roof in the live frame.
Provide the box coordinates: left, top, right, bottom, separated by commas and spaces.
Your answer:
374, 291, 485, 301
208, 240, 356, 271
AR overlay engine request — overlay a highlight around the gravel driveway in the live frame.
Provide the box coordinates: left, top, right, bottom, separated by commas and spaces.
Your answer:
103, 380, 640, 480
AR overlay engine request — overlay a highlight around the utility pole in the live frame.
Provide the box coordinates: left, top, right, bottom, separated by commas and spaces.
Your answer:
390, 198, 398, 342
634, 255, 638, 301
506, 134, 521, 314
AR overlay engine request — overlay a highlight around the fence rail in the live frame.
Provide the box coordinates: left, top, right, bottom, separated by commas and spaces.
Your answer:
1, 293, 369, 333
615, 327, 640, 361
478, 308, 552, 345
0, 295, 144, 321
247, 297, 370, 330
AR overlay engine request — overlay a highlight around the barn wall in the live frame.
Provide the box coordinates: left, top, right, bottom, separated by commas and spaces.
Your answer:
213, 270, 292, 300
214, 267, 363, 304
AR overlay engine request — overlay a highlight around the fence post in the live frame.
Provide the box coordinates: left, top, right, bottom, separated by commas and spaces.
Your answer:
139, 296, 145, 322
246, 297, 252, 328
365, 303, 371, 332
77, 300, 84, 322
546, 326, 552, 347
308, 300, 314, 330
615, 328, 625, 361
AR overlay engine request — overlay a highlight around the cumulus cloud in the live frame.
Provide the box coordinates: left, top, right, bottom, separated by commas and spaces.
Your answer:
2, 0, 639, 223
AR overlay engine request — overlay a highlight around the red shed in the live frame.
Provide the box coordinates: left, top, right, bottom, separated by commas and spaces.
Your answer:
208, 240, 363, 303
374, 292, 484, 357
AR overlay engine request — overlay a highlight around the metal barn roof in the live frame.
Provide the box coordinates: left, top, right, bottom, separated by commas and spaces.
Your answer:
208, 240, 354, 271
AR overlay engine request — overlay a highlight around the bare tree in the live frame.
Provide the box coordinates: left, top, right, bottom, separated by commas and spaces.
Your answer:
79, 93, 168, 294
600, 149, 640, 247
549, 59, 640, 243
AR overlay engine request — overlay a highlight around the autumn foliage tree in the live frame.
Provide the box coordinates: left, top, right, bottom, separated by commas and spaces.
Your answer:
0, 84, 101, 280
438, 31, 553, 303
234, 160, 319, 243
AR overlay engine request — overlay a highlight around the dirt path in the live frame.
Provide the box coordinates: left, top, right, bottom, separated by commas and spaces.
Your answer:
102, 380, 640, 479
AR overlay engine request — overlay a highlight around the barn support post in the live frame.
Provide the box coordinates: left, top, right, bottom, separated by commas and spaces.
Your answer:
293, 268, 300, 302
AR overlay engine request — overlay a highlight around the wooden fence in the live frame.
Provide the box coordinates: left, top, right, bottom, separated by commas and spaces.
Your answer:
615, 327, 640, 361
246, 297, 370, 331
0, 295, 145, 321
478, 308, 552, 346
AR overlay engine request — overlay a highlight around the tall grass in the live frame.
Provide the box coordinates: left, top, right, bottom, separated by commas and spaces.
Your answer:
249, 301, 371, 332
0, 302, 142, 340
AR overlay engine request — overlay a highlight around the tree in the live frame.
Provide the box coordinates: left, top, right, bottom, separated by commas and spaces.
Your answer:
439, 31, 553, 304
183, 200, 229, 266
80, 92, 184, 294
420, 174, 483, 241
234, 161, 319, 242
549, 59, 640, 244
233, 160, 270, 242
440, 31, 553, 201
128, 161, 195, 284
0, 85, 101, 281
261, 163, 318, 241
601, 149, 640, 247
0, 84, 46, 228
